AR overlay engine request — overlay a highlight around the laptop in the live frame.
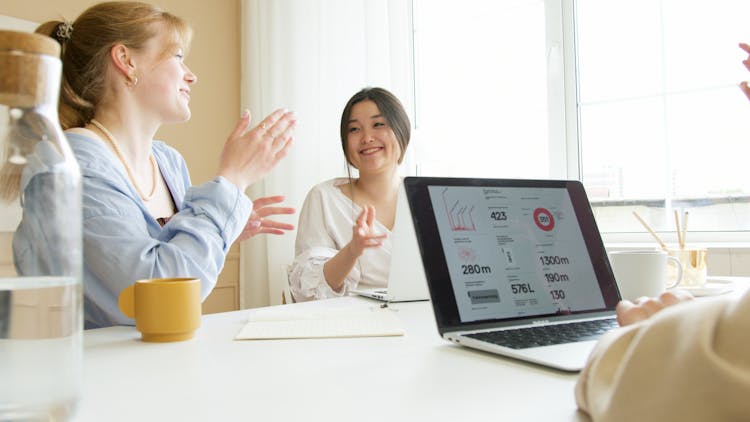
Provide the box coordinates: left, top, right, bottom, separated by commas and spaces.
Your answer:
350, 182, 430, 302
403, 176, 621, 372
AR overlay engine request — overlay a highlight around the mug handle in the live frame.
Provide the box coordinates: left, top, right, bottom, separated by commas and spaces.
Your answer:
666, 256, 683, 289
118, 284, 136, 318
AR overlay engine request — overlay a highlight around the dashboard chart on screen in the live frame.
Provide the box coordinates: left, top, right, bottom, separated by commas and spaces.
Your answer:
427, 185, 605, 323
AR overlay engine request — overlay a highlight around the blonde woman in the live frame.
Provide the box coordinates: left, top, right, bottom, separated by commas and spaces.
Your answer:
290, 87, 411, 301
15, 2, 296, 328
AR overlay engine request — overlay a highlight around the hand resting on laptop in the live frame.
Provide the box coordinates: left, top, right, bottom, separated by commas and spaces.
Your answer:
615, 290, 694, 326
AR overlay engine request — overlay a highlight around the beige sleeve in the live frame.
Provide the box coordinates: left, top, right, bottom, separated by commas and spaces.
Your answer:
575, 290, 750, 422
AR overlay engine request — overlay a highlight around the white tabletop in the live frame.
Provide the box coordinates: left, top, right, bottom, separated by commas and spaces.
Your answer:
76, 296, 587, 422
75, 277, 749, 422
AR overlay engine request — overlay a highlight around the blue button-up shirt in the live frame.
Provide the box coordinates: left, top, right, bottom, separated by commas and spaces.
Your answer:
14, 133, 252, 328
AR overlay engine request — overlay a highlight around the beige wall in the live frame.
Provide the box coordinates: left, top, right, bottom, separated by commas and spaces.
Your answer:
0, 0, 241, 185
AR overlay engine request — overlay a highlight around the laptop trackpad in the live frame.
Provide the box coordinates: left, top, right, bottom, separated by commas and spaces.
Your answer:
515, 340, 597, 372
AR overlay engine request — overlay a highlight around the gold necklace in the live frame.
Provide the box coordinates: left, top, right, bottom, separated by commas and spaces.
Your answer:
90, 119, 158, 201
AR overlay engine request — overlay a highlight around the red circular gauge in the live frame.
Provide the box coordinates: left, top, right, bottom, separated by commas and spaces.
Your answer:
533, 208, 555, 231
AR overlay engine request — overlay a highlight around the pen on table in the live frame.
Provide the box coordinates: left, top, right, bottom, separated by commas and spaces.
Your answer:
632, 211, 667, 251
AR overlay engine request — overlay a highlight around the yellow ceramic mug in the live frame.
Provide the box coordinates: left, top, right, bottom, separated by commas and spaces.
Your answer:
118, 277, 201, 342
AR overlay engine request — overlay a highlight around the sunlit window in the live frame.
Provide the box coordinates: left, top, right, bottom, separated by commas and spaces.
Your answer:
577, 0, 750, 239
413, 0, 750, 241
412, 0, 551, 179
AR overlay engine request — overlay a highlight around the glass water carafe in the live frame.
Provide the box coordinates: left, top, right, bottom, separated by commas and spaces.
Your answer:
0, 30, 83, 421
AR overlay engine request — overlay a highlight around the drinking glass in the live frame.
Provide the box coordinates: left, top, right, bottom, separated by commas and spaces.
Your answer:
0, 30, 82, 421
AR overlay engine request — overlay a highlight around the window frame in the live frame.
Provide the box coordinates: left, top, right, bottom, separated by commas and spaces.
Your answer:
409, 0, 749, 245
559, 0, 750, 244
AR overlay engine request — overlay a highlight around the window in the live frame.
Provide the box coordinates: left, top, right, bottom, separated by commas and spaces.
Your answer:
576, 0, 750, 241
412, 0, 750, 242
412, 0, 555, 179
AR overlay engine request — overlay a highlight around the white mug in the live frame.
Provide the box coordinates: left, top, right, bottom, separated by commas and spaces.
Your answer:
608, 250, 683, 301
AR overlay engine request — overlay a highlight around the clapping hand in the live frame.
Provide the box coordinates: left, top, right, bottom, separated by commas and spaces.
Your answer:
218, 108, 296, 192
347, 205, 387, 258
236, 195, 295, 242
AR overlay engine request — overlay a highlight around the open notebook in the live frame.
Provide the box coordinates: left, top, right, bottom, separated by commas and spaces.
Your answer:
235, 302, 404, 340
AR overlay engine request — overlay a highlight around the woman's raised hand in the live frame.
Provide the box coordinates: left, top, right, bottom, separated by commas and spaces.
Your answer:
218, 108, 296, 191
236, 195, 296, 242
739, 43, 750, 101
346, 205, 387, 258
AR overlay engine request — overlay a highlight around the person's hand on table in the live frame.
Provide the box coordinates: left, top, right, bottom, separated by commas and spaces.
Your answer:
616, 290, 695, 327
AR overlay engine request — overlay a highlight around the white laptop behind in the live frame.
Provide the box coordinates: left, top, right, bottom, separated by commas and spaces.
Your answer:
351, 182, 430, 302
403, 177, 621, 372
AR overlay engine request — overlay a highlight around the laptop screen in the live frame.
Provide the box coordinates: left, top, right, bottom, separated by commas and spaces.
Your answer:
405, 177, 620, 328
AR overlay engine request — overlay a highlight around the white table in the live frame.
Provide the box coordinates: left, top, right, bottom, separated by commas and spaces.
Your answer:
76, 297, 586, 422
75, 277, 749, 422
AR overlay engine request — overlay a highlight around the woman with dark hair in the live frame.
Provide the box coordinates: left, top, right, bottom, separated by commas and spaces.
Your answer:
289, 87, 411, 301
10, 2, 297, 328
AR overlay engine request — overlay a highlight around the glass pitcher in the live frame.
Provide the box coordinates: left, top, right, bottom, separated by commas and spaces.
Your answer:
0, 30, 83, 420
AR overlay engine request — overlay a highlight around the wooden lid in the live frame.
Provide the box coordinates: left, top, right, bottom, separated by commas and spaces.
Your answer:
0, 31, 61, 107
0, 30, 60, 57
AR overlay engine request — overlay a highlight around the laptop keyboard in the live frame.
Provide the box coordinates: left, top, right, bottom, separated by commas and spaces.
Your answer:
465, 318, 619, 350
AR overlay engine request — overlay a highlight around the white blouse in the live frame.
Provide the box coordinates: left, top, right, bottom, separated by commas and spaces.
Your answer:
289, 178, 392, 301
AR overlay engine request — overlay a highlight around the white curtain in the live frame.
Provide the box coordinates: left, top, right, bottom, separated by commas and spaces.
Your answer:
239, 0, 415, 308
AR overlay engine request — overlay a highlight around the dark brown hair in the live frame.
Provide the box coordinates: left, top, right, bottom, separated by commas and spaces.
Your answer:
339, 87, 411, 167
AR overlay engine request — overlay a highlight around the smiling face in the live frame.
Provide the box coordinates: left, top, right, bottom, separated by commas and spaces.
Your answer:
132, 22, 197, 123
344, 100, 402, 174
